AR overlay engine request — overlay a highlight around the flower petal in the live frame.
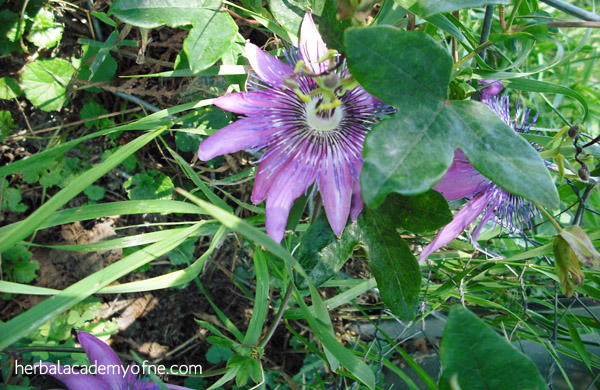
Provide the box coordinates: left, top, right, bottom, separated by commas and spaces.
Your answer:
245, 42, 294, 88
214, 91, 289, 115
299, 12, 329, 74
78, 332, 124, 390
39, 362, 107, 390
479, 79, 503, 103
261, 147, 319, 242
433, 149, 490, 201
419, 191, 490, 263
319, 148, 353, 236
197, 117, 281, 161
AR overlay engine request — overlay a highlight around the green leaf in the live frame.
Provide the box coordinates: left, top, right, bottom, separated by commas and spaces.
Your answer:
2, 187, 28, 212
166, 237, 197, 266
81, 101, 110, 130
77, 44, 118, 82
21, 58, 75, 112
124, 170, 174, 200
439, 306, 547, 390
27, 8, 63, 49
175, 131, 201, 152
3, 246, 39, 283
206, 345, 233, 364
359, 198, 421, 320
0, 110, 17, 141
83, 184, 106, 201
297, 214, 357, 288
415, 0, 510, 18
394, 190, 452, 233
269, 0, 324, 38
0, 10, 24, 55
110, 0, 238, 73
345, 26, 559, 210
0, 77, 23, 100
91, 11, 118, 27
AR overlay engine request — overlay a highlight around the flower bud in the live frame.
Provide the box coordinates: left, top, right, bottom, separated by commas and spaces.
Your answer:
553, 235, 585, 297
553, 225, 600, 296
568, 125, 580, 139
578, 165, 589, 181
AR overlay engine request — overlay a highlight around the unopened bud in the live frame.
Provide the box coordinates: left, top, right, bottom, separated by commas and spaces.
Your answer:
568, 125, 580, 138
578, 165, 589, 181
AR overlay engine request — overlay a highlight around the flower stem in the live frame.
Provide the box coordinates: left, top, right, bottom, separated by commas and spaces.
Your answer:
532, 201, 562, 232
505, 0, 523, 32
257, 281, 294, 349
539, 0, 600, 21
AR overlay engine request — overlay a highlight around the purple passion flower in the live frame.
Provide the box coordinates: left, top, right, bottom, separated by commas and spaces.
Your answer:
40, 331, 190, 390
197, 12, 391, 242
419, 92, 539, 262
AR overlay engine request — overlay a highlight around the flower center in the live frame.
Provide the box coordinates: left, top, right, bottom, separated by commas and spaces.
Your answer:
305, 97, 343, 132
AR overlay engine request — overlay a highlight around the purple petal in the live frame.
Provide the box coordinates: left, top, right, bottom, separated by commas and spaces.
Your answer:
479, 79, 503, 103
214, 91, 288, 115
245, 42, 294, 87
419, 191, 490, 263
319, 151, 352, 236
39, 362, 107, 390
78, 332, 124, 390
433, 149, 490, 201
197, 118, 280, 161
261, 153, 318, 242
299, 12, 329, 74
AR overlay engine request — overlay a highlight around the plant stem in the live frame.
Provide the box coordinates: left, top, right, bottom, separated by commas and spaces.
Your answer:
257, 281, 294, 349
532, 201, 562, 232
539, 0, 600, 21
505, 0, 523, 31
479, 5, 495, 61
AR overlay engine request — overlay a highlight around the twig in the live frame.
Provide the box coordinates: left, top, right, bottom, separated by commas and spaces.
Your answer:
15, 107, 142, 135
539, 0, 600, 22
226, 8, 261, 25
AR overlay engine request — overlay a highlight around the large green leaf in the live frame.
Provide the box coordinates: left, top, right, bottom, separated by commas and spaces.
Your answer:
393, 190, 452, 233
21, 58, 74, 112
439, 306, 547, 390
110, 0, 238, 73
345, 26, 559, 210
359, 197, 421, 320
27, 8, 63, 49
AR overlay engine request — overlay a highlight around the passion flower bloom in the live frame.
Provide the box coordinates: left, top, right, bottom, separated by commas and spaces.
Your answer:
197, 12, 391, 242
419, 92, 539, 262
39, 331, 190, 390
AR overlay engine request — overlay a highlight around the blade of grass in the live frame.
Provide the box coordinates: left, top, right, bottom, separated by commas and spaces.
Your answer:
0, 223, 202, 349
0, 200, 206, 237
0, 127, 167, 253
243, 248, 270, 345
